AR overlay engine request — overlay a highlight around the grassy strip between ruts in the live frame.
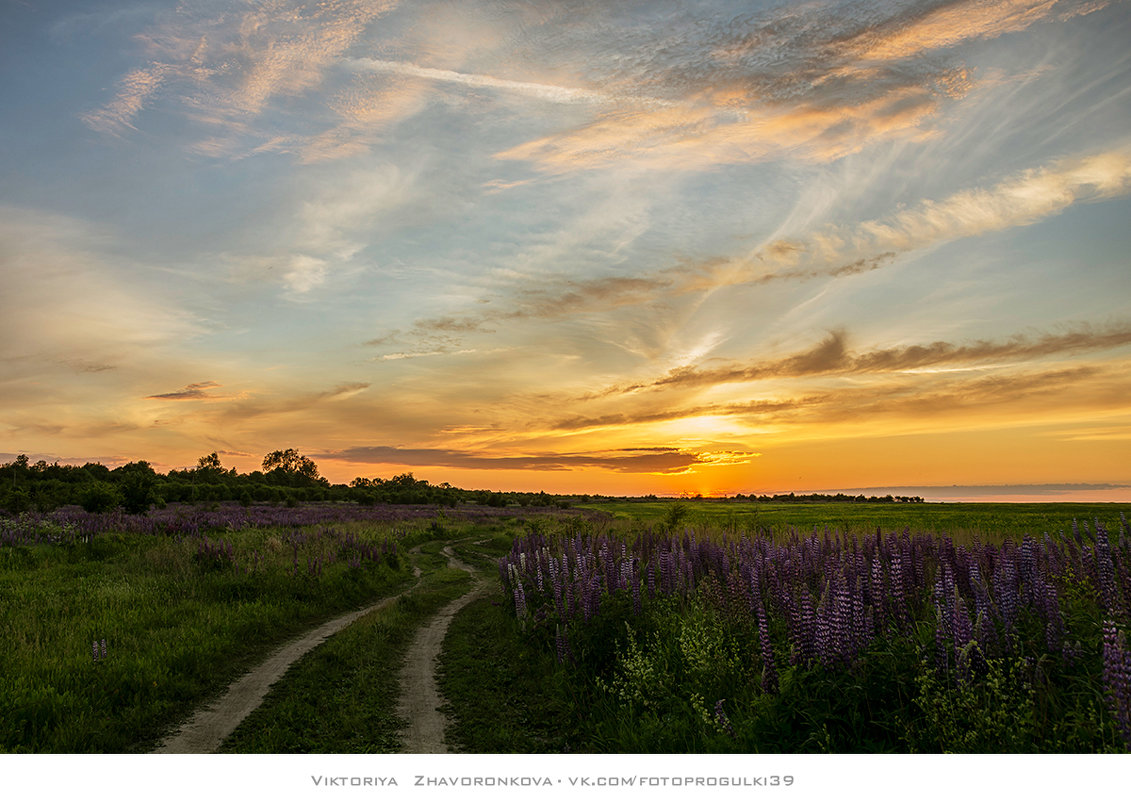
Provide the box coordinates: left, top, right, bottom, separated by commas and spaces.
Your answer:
219, 541, 474, 753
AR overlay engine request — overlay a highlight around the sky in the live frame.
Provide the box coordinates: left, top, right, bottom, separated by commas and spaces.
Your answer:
2, 0, 1130, 501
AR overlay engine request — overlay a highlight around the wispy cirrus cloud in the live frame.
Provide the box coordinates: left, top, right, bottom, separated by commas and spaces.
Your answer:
579, 142, 1131, 303
345, 57, 615, 105
206, 382, 371, 425
80, 64, 172, 135
81, 0, 400, 150
370, 143, 1131, 364
224, 158, 424, 295
496, 0, 1110, 173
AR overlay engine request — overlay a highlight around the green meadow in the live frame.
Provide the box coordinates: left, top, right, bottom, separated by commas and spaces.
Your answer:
577, 498, 1131, 541
1, 500, 1129, 753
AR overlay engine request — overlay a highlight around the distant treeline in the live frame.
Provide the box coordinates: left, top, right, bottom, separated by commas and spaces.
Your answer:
623, 492, 926, 504
0, 452, 568, 515
731, 492, 924, 504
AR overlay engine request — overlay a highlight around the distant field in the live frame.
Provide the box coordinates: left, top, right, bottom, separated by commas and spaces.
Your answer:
575, 499, 1131, 542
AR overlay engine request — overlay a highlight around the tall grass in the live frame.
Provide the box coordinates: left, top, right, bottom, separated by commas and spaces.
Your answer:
0, 511, 422, 752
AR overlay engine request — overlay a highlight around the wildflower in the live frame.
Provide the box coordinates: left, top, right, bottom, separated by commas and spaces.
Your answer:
870, 557, 885, 631
1095, 527, 1122, 616
714, 699, 737, 738
791, 589, 815, 667
756, 602, 778, 694
1102, 621, 1131, 748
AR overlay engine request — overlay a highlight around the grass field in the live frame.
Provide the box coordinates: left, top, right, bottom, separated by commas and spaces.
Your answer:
2, 500, 1129, 753
576, 499, 1131, 542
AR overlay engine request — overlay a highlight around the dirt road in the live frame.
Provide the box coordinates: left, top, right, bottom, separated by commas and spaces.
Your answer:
395, 545, 485, 753
153, 542, 482, 754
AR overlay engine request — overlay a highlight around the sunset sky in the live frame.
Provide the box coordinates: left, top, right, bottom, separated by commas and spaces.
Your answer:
2, 0, 1130, 501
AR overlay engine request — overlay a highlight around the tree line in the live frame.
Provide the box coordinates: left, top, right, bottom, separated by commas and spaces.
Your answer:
0, 451, 567, 514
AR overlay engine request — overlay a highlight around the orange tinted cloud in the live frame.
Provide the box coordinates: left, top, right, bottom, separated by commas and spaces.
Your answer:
80, 65, 170, 134
849, 0, 1108, 62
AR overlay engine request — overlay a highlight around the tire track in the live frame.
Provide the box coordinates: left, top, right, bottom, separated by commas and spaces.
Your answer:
394, 545, 486, 754
154, 579, 419, 754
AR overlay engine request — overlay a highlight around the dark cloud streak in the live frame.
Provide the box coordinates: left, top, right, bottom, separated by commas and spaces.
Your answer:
146, 381, 221, 401
317, 444, 709, 474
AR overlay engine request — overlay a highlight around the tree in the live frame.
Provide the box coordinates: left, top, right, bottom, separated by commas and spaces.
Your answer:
261, 449, 323, 485
80, 482, 120, 514
114, 461, 159, 514
197, 452, 222, 471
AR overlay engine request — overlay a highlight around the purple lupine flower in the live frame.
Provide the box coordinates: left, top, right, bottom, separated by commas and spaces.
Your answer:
1115, 549, 1131, 623
1101, 621, 1131, 748
952, 594, 974, 684
631, 558, 642, 616
814, 580, 832, 665
1095, 527, 1122, 616
1039, 579, 1064, 654
546, 551, 558, 590
587, 573, 602, 619
1019, 535, 1038, 605
870, 557, 885, 632
714, 699, 737, 738
682, 548, 695, 594
994, 551, 1019, 642
92, 640, 100, 663
851, 575, 867, 655
791, 588, 816, 667
510, 564, 527, 619
550, 555, 565, 616
555, 624, 573, 665
100, 639, 107, 661
971, 565, 998, 659
940, 562, 956, 625
832, 569, 852, 663
933, 595, 949, 674
757, 602, 778, 693
890, 553, 906, 629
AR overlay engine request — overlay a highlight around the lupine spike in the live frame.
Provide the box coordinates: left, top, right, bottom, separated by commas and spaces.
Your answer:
1102, 621, 1131, 748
